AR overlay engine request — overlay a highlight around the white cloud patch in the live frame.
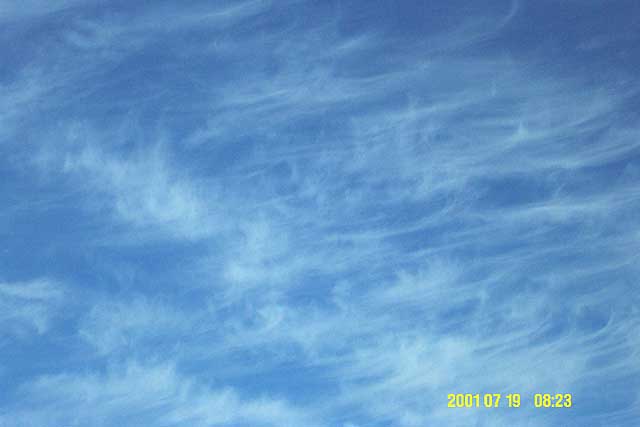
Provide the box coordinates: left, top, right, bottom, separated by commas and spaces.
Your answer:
2, 360, 313, 427
34, 126, 218, 241
78, 295, 197, 356
0, 278, 64, 336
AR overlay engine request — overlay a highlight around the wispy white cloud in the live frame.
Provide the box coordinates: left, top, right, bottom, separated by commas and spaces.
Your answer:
1, 1, 639, 426
2, 359, 313, 427
0, 278, 64, 336
0, 0, 90, 22
78, 295, 197, 356
34, 126, 217, 241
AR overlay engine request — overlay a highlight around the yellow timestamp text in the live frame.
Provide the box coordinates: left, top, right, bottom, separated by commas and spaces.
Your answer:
447, 393, 572, 408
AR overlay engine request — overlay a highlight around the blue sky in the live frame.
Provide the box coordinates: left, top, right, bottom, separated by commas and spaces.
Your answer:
1, 1, 639, 426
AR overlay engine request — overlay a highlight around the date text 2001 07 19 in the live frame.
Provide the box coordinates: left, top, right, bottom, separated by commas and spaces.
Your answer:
447, 393, 572, 408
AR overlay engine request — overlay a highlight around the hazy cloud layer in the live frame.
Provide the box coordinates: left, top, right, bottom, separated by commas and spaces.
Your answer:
1, 1, 639, 426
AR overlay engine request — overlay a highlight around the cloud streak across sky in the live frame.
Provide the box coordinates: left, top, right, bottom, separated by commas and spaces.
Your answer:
1, 1, 639, 426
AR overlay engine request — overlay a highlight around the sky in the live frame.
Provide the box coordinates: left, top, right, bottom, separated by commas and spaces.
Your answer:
0, 1, 639, 426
